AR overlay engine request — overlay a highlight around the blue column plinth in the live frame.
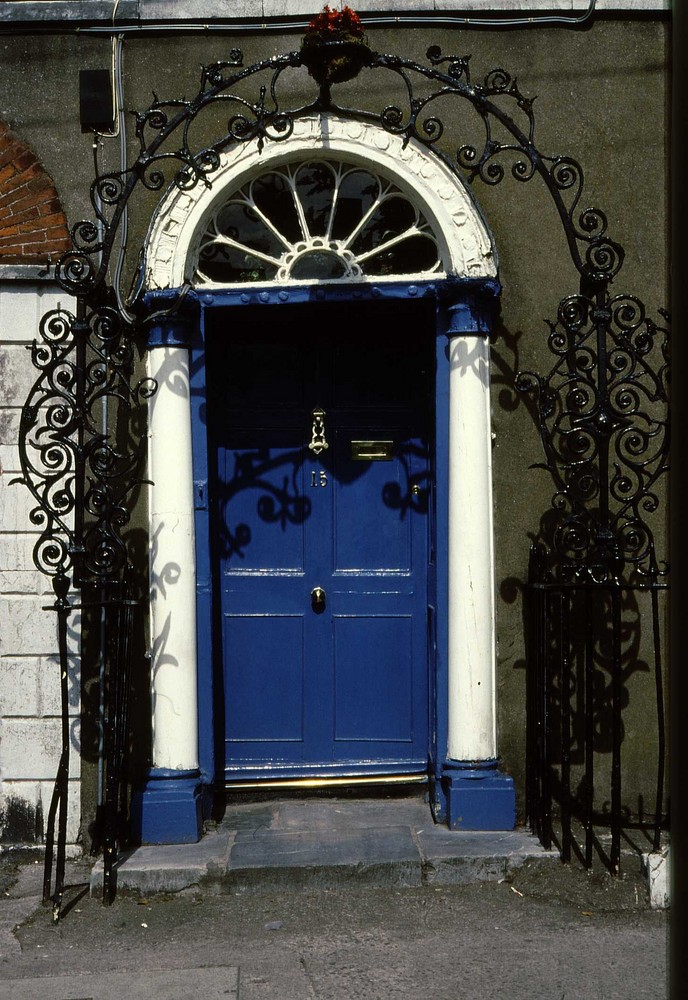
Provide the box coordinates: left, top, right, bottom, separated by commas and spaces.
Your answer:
441, 761, 516, 831
130, 769, 203, 845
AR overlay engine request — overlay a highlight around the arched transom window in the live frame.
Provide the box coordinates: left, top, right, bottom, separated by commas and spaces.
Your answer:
192, 159, 443, 285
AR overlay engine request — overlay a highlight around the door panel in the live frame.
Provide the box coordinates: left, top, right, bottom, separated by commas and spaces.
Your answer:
222, 434, 308, 572
331, 425, 413, 573
206, 303, 432, 780
333, 615, 413, 742
224, 614, 305, 743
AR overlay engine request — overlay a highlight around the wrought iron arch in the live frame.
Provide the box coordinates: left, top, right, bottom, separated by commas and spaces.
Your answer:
58, 46, 626, 297
17, 34, 669, 915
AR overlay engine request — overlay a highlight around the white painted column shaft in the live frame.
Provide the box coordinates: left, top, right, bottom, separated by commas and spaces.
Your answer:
147, 346, 199, 771
447, 334, 497, 761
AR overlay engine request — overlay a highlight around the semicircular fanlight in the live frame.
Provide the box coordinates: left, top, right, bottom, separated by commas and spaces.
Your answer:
192, 159, 443, 285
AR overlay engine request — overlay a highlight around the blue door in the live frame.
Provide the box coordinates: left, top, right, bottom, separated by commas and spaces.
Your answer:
206, 302, 432, 781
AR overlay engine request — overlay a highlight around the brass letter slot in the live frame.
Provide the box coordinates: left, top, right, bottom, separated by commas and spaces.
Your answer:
351, 440, 394, 461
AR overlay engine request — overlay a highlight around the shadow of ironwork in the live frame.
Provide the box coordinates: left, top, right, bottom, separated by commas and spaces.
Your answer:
211, 438, 429, 565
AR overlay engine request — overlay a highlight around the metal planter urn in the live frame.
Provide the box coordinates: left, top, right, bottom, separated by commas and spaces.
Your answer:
300, 5, 371, 86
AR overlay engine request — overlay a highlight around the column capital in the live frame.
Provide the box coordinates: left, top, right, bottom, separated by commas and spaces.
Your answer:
438, 277, 501, 337
144, 287, 200, 348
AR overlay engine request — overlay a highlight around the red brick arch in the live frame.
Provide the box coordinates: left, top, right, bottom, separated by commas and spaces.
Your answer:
0, 121, 71, 263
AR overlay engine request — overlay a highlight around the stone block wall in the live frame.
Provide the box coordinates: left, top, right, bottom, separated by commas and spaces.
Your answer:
0, 276, 80, 846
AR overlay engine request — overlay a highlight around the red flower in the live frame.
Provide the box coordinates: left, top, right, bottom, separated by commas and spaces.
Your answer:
306, 5, 364, 40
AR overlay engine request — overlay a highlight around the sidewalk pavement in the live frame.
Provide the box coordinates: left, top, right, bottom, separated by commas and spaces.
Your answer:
0, 793, 668, 1000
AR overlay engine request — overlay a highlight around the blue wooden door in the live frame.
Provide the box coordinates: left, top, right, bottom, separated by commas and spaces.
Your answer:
206, 303, 431, 781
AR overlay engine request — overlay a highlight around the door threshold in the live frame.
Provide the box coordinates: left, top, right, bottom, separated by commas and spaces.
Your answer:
224, 773, 428, 791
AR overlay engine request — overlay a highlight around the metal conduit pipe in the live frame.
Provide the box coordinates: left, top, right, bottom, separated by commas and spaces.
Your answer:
0, 2, 599, 36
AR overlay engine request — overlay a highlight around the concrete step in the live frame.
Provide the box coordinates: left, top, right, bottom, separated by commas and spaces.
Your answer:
90, 795, 557, 897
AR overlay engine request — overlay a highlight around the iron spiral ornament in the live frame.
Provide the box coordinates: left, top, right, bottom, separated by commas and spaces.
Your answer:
515, 295, 669, 584
17, 302, 155, 587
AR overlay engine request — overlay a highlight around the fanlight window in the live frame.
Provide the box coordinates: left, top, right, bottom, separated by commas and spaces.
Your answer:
192, 159, 443, 285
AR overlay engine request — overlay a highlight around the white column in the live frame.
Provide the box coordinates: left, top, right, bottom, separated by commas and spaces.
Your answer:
447, 333, 497, 762
147, 346, 199, 772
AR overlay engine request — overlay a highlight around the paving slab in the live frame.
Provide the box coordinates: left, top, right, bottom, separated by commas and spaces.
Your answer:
228, 824, 423, 892
416, 827, 550, 883
416, 826, 549, 855
0, 894, 42, 959
272, 797, 430, 831
0, 857, 52, 959
0, 965, 239, 1000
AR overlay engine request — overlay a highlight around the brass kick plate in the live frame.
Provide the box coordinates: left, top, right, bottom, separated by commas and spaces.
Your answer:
351, 440, 393, 461
225, 773, 428, 790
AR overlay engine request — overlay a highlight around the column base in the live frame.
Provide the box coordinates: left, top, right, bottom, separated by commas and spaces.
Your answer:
130, 769, 203, 845
441, 762, 516, 831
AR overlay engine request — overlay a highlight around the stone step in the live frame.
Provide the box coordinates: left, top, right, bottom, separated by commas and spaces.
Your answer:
90, 796, 557, 897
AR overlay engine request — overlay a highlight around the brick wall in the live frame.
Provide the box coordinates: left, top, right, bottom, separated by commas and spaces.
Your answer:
0, 121, 71, 264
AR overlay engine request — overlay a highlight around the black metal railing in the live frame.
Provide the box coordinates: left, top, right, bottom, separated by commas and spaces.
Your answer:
97, 568, 139, 905
518, 293, 670, 873
17, 300, 152, 918
40, 574, 139, 917
526, 544, 668, 873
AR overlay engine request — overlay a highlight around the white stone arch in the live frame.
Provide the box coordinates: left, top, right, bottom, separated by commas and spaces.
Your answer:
144, 115, 497, 290
141, 114, 510, 842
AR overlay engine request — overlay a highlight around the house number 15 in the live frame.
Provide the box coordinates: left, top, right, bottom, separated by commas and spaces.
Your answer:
311, 469, 328, 488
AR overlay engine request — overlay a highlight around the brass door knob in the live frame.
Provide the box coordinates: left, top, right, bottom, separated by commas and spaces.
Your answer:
311, 586, 326, 613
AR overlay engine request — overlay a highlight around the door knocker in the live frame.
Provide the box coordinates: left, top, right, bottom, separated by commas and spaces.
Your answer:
308, 406, 329, 456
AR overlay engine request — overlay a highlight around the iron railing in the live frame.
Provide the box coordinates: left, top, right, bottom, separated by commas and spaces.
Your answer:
526, 546, 668, 873
17, 300, 153, 918
518, 295, 670, 873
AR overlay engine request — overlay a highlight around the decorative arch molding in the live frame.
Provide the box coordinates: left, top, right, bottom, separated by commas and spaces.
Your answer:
0, 121, 71, 263
144, 115, 497, 291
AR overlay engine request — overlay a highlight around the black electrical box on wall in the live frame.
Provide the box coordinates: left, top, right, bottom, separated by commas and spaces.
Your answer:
79, 69, 114, 133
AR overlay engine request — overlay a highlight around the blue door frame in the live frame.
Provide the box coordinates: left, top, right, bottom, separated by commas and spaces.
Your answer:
143, 275, 505, 833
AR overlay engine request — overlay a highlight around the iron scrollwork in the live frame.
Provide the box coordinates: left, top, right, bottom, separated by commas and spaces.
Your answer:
518, 292, 669, 873
53, 41, 630, 304
515, 294, 670, 585
20, 303, 155, 585
16, 296, 154, 917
